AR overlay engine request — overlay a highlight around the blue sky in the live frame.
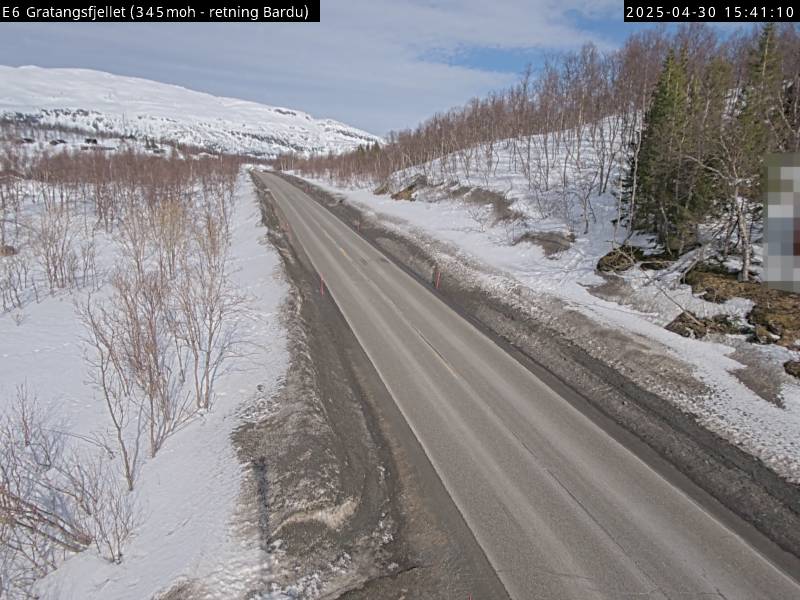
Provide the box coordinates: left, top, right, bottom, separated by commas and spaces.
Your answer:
436, 12, 662, 73
0, 2, 666, 134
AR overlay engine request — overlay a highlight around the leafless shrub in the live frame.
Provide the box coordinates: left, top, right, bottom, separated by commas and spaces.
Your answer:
80, 267, 193, 468
1, 141, 27, 230
0, 255, 30, 311
33, 197, 78, 292
567, 158, 601, 235
463, 201, 491, 233
0, 385, 135, 598
173, 208, 243, 410
79, 239, 98, 290
117, 269, 193, 456
63, 455, 136, 564
152, 199, 190, 280
115, 203, 152, 281
77, 296, 143, 491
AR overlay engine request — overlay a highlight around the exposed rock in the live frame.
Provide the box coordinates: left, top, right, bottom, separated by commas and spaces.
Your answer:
0, 244, 17, 257
597, 245, 642, 273
373, 180, 390, 195
666, 312, 707, 338
784, 360, 800, 379
665, 312, 745, 339
390, 175, 427, 201
750, 325, 775, 345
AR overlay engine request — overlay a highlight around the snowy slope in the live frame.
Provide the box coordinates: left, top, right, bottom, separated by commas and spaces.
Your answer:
0, 65, 380, 157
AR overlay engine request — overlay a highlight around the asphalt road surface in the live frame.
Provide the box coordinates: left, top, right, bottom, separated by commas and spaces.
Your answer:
256, 171, 800, 600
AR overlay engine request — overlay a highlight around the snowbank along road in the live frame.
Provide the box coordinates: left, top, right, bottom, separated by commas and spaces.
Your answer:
254, 171, 800, 600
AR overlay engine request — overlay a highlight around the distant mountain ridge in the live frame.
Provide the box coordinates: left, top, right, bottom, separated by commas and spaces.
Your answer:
0, 65, 380, 157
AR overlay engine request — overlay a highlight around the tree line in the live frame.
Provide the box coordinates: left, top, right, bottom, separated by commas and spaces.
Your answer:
279, 24, 800, 277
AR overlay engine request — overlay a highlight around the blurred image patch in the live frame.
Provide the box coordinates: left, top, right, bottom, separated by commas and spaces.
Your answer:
765, 153, 800, 293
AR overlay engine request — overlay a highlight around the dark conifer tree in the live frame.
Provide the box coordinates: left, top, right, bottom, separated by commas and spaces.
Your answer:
621, 50, 690, 251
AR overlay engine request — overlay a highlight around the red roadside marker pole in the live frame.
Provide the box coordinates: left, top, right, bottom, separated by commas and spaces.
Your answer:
320, 274, 325, 296
435, 270, 442, 289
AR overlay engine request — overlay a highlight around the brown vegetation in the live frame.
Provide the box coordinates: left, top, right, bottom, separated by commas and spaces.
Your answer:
684, 264, 800, 348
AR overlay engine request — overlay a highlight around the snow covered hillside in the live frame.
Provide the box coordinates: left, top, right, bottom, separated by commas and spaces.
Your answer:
0, 66, 380, 157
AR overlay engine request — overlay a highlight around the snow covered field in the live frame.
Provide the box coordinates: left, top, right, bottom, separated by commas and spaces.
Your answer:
0, 168, 289, 598
0, 66, 380, 157
298, 135, 800, 483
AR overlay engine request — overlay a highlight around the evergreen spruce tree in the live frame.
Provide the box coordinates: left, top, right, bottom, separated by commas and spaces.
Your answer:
736, 22, 783, 200
621, 50, 691, 252
677, 57, 732, 248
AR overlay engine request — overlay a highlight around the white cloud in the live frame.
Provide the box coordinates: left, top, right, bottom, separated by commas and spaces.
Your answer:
0, 1, 618, 133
